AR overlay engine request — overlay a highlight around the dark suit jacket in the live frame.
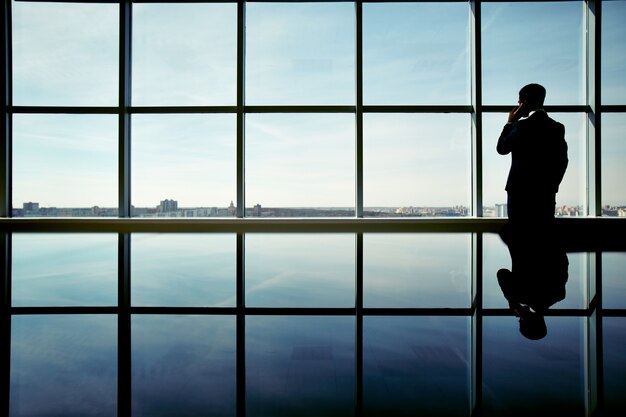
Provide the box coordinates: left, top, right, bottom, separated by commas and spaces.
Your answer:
497, 110, 568, 195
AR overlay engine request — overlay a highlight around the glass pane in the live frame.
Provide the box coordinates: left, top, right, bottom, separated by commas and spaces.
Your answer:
132, 315, 236, 417
13, 114, 118, 216
482, 316, 585, 416
245, 3, 354, 105
363, 234, 471, 308
603, 253, 626, 309
245, 114, 354, 216
482, 2, 584, 105
604, 317, 626, 416
483, 232, 588, 310
131, 114, 236, 217
10, 315, 117, 417
363, 3, 469, 105
482, 113, 584, 217
12, 234, 117, 307
602, 0, 626, 105
363, 316, 469, 416
132, 3, 237, 106
245, 234, 354, 308
601, 114, 626, 214
364, 114, 470, 216
131, 234, 236, 307
246, 316, 355, 417
12, 2, 118, 106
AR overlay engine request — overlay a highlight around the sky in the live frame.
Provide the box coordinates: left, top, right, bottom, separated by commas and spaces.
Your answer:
8, 0, 626, 210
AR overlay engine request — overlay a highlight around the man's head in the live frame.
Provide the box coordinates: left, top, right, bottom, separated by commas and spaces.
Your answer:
518, 83, 546, 111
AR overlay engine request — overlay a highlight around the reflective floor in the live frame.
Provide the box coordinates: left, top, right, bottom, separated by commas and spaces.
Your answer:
2, 230, 626, 416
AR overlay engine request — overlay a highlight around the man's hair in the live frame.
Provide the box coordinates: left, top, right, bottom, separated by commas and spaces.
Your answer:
519, 83, 546, 108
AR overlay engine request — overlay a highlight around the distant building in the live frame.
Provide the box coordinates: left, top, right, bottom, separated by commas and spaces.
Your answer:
228, 200, 236, 216
253, 204, 262, 216
157, 199, 178, 213
23, 202, 39, 211
496, 203, 508, 218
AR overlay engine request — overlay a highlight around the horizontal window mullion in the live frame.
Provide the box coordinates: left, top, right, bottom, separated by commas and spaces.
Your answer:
363, 105, 473, 113
12, 106, 119, 114
601, 105, 626, 113
482, 105, 590, 113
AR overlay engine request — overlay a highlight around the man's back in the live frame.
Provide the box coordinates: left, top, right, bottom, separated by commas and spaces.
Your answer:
497, 110, 568, 196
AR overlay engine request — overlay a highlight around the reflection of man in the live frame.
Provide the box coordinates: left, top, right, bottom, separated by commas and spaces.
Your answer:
498, 223, 569, 340
497, 83, 568, 223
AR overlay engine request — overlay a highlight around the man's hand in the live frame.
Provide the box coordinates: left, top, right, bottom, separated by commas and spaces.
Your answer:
508, 103, 525, 123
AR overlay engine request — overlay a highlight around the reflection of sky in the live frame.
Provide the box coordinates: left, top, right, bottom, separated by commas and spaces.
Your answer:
9, 1, 626, 208
364, 233, 471, 308
363, 316, 469, 415
131, 234, 236, 307
132, 315, 236, 417
10, 315, 117, 417
245, 234, 355, 307
12, 234, 118, 307
7, 232, 626, 414
482, 316, 585, 416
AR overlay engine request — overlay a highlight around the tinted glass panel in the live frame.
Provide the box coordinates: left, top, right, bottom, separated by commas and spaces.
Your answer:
602, 0, 626, 105
363, 2, 469, 105
13, 114, 118, 216
246, 3, 354, 105
245, 114, 355, 216
12, 2, 118, 106
131, 114, 236, 217
364, 114, 470, 216
132, 3, 237, 106
482, 2, 584, 105
601, 114, 626, 214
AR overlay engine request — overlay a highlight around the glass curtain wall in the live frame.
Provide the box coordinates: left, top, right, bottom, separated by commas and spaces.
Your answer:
4, 0, 624, 218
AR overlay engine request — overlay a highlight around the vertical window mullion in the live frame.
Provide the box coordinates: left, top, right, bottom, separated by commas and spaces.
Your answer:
355, 232, 363, 416
471, 0, 483, 218
2, 0, 12, 218
587, 0, 602, 217
0, 233, 11, 417
118, 1, 132, 416
237, 0, 245, 218
119, 0, 132, 218
356, 0, 363, 218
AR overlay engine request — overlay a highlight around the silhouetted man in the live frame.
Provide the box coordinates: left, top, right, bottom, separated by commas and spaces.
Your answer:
497, 84, 568, 223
